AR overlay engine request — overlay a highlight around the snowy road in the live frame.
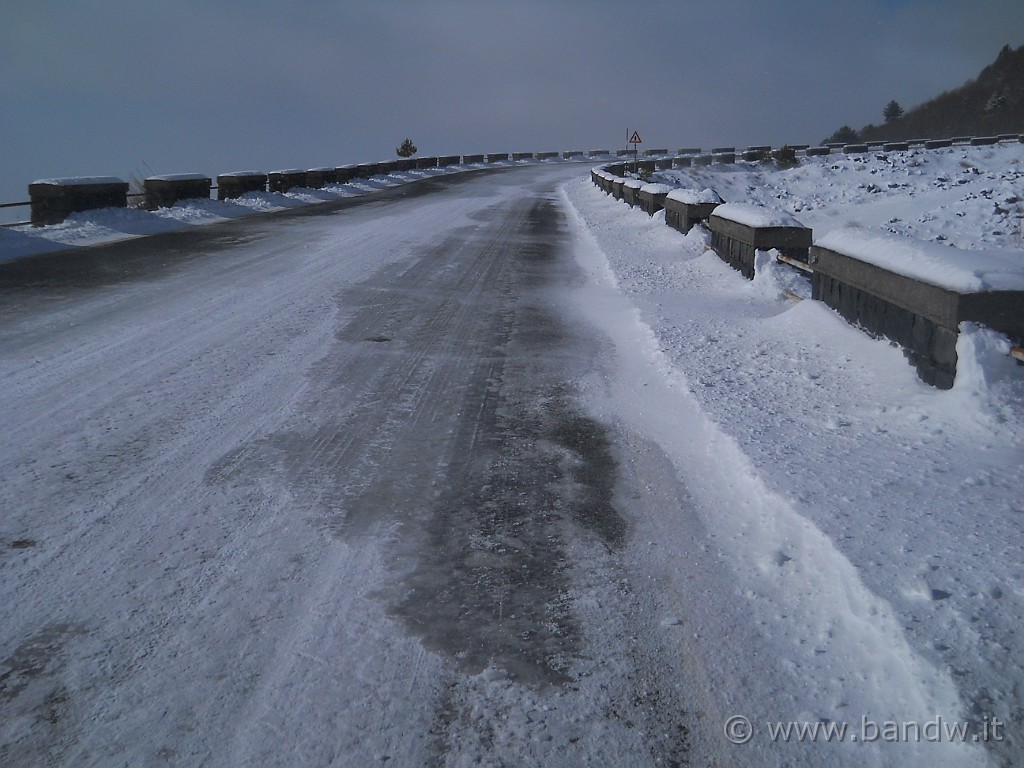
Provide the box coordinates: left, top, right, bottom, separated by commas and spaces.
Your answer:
0, 166, 715, 766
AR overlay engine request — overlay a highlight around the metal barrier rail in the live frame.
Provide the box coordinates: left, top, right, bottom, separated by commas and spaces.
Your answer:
775, 253, 813, 273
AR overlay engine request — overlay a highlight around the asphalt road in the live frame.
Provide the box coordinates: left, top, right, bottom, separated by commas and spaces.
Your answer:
0, 165, 715, 766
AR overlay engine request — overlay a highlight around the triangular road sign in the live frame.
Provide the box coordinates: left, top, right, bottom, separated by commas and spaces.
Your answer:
629, 131, 643, 144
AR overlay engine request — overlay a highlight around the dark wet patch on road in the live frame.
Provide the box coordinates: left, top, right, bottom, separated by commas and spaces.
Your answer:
387, 198, 626, 686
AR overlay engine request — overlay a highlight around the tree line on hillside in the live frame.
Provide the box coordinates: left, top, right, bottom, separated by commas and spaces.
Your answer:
824, 43, 1024, 145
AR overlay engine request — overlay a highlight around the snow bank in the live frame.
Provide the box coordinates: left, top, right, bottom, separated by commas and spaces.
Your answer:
816, 227, 1024, 292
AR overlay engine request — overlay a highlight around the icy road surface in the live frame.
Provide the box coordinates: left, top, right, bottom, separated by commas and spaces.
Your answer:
0, 166, 716, 767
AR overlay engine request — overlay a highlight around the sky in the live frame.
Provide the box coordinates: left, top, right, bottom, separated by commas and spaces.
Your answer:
2, 0, 1023, 206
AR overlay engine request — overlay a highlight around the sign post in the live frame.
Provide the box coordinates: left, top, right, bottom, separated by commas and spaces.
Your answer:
628, 130, 642, 175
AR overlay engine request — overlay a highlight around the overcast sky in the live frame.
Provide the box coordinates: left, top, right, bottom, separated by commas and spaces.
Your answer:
2, 0, 1023, 204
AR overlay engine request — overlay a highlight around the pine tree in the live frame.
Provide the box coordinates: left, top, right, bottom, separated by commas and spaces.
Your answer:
883, 100, 904, 123
825, 125, 861, 144
396, 138, 418, 158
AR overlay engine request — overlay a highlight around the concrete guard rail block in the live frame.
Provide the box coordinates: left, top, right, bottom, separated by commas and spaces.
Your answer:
616, 149, 631, 157
305, 168, 337, 187
143, 174, 211, 209
462, 154, 484, 164
672, 156, 693, 168
512, 152, 534, 161
638, 184, 672, 216
536, 152, 560, 160
694, 155, 714, 166
621, 179, 644, 208
563, 151, 584, 159
487, 153, 509, 162
29, 176, 129, 225
354, 163, 381, 178
714, 153, 736, 164
708, 204, 811, 280
655, 158, 673, 170
611, 178, 626, 201
970, 136, 999, 146
810, 235, 1024, 389
843, 144, 869, 154
924, 139, 953, 150
712, 147, 735, 154
806, 147, 831, 156
677, 148, 701, 155
883, 142, 910, 152
268, 170, 308, 193
335, 166, 359, 182
392, 159, 416, 172
437, 156, 460, 166
664, 191, 723, 234
416, 157, 438, 169
588, 150, 610, 157
217, 172, 267, 200
643, 149, 669, 156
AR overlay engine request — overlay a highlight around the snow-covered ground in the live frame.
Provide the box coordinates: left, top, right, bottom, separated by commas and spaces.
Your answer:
560, 143, 1023, 766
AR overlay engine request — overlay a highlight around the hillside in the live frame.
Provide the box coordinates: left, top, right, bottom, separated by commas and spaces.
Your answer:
857, 43, 1024, 142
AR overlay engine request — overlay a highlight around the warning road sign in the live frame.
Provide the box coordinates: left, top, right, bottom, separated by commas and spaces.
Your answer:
629, 131, 643, 144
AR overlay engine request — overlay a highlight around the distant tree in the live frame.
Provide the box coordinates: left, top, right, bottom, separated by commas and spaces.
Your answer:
396, 138, 418, 158
825, 125, 861, 144
883, 100, 904, 123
